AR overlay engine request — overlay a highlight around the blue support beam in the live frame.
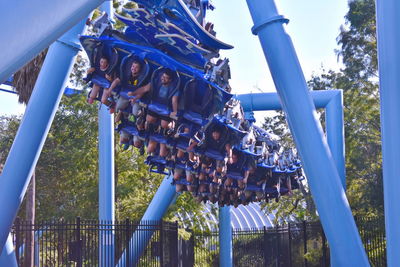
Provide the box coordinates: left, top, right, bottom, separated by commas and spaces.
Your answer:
219, 207, 233, 267
116, 176, 177, 267
0, 0, 105, 84
376, 1, 400, 265
98, 1, 115, 266
98, 105, 115, 266
325, 92, 345, 189
0, 235, 17, 267
244, 0, 368, 265
0, 19, 88, 253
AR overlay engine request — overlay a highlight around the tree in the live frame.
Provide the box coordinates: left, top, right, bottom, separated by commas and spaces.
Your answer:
309, 0, 382, 217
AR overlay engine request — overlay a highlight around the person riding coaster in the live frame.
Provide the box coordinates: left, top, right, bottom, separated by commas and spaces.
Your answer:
146, 67, 181, 157
243, 165, 269, 203
85, 43, 119, 105
116, 115, 147, 153
173, 162, 199, 193
110, 54, 152, 115
224, 149, 253, 191
189, 116, 246, 187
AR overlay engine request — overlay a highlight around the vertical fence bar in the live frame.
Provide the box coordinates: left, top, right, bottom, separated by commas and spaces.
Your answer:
76, 217, 82, 267
303, 221, 308, 267
160, 220, 164, 267
263, 226, 267, 267
288, 223, 292, 267
277, 225, 280, 267
125, 219, 130, 267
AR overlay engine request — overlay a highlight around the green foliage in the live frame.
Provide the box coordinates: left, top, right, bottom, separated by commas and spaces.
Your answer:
308, 0, 383, 217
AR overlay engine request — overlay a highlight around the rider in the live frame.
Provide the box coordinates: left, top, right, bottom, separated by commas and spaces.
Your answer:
110, 60, 151, 117
146, 69, 180, 157
87, 56, 114, 104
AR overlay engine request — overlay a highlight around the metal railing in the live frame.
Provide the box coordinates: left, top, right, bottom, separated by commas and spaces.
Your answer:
11, 218, 179, 267
194, 218, 386, 267
10, 217, 386, 267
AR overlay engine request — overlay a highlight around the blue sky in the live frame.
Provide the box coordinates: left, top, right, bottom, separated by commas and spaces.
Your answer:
0, 0, 348, 116
207, 0, 348, 94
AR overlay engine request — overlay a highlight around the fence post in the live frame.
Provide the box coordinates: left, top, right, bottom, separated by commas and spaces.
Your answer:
288, 223, 292, 267
303, 221, 308, 267
189, 230, 195, 267
76, 217, 82, 267
263, 226, 268, 267
15, 218, 20, 265
276, 225, 280, 267
173, 221, 179, 267
160, 220, 164, 267
125, 219, 130, 267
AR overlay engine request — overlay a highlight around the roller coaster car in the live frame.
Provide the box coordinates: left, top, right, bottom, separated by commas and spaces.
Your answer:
199, 117, 246, 161
258, 151, 278, 170
226, 149, 255, 181
83, 41, 119, 90
290, 174, 300, 190
117, 54, 151, 99
117, 121, 147, 141
182, 79, 215, 125
146, 155, 170, 175
265, 173, 280, 201
147, 67, 181, 118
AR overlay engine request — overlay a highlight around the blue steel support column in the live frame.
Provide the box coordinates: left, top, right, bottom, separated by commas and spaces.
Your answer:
116, 176, 177, 267
376, 1, 400, 265
98, 105, 115, 266
325, 91, 345, 189
0, 0, 105, 83
245, 1, 369, 265
219, 207, 232, 267
98, 1, 115, 266
0, 19, 87, 253
0, 235, 17, 267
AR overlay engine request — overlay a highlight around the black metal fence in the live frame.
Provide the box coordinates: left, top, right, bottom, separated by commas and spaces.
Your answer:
10, 217, 386, 267
11, 218, 180, 267
193, 222, 329, 267
356, 216, 386, 267
193, 218, 386, 267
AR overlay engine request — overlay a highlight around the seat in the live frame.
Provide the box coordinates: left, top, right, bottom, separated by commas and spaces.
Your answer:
118, 54, 151, 97
147, 67, 181, 117
226, 149, 254, 181
88, 43, 119, 89
198, 117, 246, 161
145, 155, 169, 175
182, 79, 214, 125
